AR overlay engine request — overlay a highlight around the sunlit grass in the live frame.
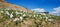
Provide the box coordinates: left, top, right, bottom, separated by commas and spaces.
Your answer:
0, 8, 60, 27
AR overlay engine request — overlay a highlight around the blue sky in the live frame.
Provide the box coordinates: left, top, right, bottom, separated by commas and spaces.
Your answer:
6, 0, 60, 15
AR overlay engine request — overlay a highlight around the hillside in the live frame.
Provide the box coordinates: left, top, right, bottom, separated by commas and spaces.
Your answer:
0, 0, 33, 13
0, 0, 60, 27
0, 8, 60, 27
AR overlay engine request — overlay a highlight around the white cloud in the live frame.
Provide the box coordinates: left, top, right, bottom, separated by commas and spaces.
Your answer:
31, 8, 46, 12
50, 6, 60, 16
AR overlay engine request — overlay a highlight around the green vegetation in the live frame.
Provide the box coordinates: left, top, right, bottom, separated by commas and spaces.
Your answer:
0, 8, 60, 27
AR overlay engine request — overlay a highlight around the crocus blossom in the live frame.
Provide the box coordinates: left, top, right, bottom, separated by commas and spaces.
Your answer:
10, 12, 13, 18
13, 18, 19, 22
19, 16, 23, 21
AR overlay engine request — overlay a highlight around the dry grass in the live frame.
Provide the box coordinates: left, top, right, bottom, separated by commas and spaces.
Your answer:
0, 17, 60, 27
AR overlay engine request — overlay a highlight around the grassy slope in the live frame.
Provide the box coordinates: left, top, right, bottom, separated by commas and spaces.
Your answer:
0, 8, 60, 27
0, 0, 60, 27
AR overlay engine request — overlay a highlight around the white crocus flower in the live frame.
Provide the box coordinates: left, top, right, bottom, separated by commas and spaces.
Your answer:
23, 14, 26, 17
10, 12, 13, 18
45, 17, 48, 19
19, 16, 23, 21
48, 19, 54, 22
45, 16, 48, 21
33, 15, 36, 17
15, 11, 19, 15
13, 18, 19, 22
6, 11, 10, 15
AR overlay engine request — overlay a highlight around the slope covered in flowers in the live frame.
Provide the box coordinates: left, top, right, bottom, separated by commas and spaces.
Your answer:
0, 8, 60, 27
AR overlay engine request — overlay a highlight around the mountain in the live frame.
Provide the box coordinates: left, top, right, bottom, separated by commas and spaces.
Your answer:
0, 0, 60, 27
0, 0, 33, 13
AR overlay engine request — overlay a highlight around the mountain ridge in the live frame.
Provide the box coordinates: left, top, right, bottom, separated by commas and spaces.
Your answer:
0, 0, 33, 13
